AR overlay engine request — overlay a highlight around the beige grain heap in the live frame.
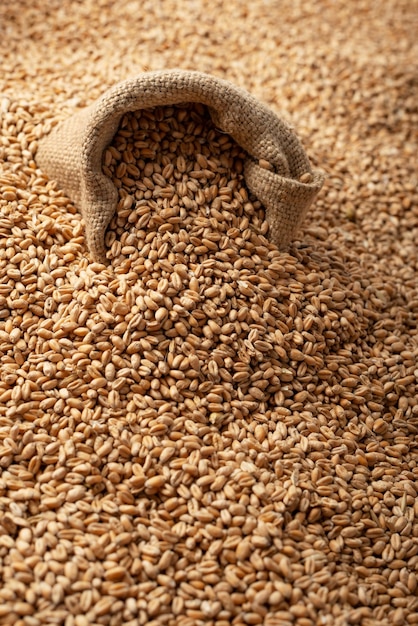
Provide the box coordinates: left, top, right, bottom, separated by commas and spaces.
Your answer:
0, 1, 417, 626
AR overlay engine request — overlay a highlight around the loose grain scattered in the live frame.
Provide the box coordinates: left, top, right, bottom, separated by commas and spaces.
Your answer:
0, 1, 417, 626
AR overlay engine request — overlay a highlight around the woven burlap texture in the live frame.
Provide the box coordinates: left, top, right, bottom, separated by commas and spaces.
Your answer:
36, 70, 324, 263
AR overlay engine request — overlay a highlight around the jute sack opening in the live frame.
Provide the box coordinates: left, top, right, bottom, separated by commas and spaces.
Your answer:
36, 70, 324, 263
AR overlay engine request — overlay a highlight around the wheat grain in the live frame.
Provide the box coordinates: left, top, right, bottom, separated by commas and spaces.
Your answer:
0, 1, 417, 625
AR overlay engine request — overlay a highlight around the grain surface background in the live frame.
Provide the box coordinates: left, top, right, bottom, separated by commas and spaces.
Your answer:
0, 1, 417, 626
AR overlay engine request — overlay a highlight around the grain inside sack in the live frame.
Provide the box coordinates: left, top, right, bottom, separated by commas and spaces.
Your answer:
35, 70, 324, 263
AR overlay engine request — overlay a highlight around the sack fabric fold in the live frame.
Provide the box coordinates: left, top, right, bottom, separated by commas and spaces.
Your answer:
35, 70, 324, 263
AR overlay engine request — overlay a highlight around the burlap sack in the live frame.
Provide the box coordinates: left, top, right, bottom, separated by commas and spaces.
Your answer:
36, 70, 324, 263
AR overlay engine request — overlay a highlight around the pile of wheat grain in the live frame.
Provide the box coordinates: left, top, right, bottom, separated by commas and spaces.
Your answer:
0, 1, 417, 626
